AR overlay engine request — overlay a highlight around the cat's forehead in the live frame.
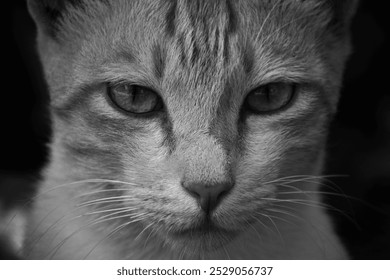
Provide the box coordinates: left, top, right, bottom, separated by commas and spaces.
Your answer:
75, 0, 332, 83
99, 0, 332, 30
96, 0, 332, 49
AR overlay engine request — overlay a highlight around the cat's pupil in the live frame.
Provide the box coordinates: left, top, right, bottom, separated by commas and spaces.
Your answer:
245, 83, 295, 114
108, 84, 161, 114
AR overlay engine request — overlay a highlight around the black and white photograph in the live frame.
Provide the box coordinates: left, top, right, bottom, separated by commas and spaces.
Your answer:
1, 0, 389, 263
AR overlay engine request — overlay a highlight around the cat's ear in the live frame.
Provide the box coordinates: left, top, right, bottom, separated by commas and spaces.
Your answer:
27, 0, 82, 38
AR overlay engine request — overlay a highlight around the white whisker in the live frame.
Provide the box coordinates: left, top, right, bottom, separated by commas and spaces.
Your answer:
48, 211, 150, 259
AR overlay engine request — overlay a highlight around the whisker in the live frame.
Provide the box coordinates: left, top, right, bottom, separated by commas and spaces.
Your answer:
277, 190, 355, 200
264, 174, 348, 187
143, 219, 161, 249
274, 178, 360, 221
279, 178, 346, 194
264, 197, 360, 228
76, 188, 133, 199
83, 206, 139, 216
29, 197, 139, 250
255, 213, 285, 246
266, 207, 305, 222
261, 197, 340, 214
48, 211, 150, 259
34, 205, 138, 257
22, 204, 67, 258
35, 179, 137, 200
6, 179, 137, 235
83, 215, 152, 260
246, 218, 264, 243
257, 212, 295, 227
134, 222, 154, 241
22, 179, 136, 209
265, 174, 347, 181
266, 206, 345, 257
77, 197, 138, 208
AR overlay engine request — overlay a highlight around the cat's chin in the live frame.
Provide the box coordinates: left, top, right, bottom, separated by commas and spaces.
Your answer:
163, 221, 240, 257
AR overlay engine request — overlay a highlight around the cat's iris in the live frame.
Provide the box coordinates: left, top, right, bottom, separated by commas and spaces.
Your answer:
107, 84, 163, 115
245, 83, 295, 114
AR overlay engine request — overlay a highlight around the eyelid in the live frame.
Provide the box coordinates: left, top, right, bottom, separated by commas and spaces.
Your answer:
243, 82, 297, 115
100, 69, 159, 91
105, 83, 164, 118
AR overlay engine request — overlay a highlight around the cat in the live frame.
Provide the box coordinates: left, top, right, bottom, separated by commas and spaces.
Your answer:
21, 0, 358, 259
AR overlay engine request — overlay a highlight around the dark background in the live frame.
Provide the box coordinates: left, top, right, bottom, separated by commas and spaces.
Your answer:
1, 0, 389, 259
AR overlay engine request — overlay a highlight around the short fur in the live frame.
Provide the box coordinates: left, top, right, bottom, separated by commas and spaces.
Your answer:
23, 0, 358, 259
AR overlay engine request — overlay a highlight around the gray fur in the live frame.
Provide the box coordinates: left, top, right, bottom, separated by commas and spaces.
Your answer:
23, 0, 358, 259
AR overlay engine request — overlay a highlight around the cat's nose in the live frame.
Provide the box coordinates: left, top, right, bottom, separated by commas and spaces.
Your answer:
182, 181, 233, 213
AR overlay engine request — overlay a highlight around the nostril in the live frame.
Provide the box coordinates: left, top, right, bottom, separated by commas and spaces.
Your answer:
182, 181, 234, 213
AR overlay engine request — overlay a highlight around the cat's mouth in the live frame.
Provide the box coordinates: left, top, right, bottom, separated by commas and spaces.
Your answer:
156, 210, 258, 254
164, 224, 238, 255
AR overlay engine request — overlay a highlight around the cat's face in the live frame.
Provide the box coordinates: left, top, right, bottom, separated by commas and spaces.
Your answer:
29, 0, 357, 256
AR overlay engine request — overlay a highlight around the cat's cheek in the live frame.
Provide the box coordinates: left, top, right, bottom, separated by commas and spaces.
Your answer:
122, 122, 169, 165
239, 124, 287, 178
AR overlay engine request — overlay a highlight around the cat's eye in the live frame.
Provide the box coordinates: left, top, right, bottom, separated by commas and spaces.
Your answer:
245, 83, 295, 114
107, 84, 163, 115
